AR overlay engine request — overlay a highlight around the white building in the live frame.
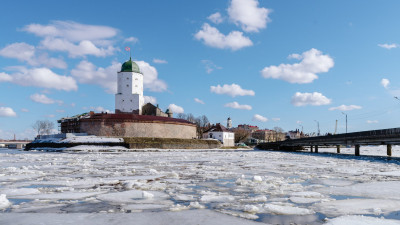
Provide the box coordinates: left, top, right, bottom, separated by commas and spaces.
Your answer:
203, 123, 235, 147
115, 57, 144, 114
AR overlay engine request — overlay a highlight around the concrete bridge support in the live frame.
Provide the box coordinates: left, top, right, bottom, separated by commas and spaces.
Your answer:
336, 145, 340, 153
315, 145, 318, 153
387, 144, 392, 156
355, 145, 360, 156
310, 146, 313, 152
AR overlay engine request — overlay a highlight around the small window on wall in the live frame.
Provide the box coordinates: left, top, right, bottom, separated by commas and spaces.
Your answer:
127, 84, 129, 87
127, 77, 129, 80
135, 85, 138, 87
135, 78, 138, 80
130, 100, 132, 102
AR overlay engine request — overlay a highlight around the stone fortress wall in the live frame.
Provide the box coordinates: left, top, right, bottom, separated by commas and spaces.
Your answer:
79, 115, 196, 139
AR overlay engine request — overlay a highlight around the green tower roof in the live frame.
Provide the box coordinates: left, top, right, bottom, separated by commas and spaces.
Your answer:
121, 57, 141, 73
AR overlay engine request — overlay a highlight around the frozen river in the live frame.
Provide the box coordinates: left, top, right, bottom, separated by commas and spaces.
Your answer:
1, 147, 400, 225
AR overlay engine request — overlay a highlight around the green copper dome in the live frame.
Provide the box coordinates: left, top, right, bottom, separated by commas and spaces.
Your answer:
121, 57, 141, 73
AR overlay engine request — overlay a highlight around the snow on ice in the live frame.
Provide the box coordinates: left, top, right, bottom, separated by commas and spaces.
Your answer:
0, 146, 400, 224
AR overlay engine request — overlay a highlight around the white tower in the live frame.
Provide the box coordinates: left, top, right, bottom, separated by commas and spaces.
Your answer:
227, 117, 232, 129
115, 57, 144, 114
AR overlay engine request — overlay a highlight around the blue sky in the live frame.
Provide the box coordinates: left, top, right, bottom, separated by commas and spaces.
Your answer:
1, 0, 400, 139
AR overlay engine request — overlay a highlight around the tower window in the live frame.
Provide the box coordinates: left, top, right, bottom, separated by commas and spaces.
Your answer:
135, 78, 138, 80
127, 84, 129, 87
135, 85, 138, 87
126, 77, 129, 80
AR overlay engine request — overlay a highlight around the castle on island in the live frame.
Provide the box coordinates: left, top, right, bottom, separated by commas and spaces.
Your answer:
58, 58, 196, 139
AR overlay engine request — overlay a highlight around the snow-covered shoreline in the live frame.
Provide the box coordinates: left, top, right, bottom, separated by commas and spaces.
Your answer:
1, 147, 400, 224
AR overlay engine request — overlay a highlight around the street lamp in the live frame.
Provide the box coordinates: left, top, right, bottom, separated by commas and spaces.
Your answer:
342, 112, 347, 134
314, 120, 320, 136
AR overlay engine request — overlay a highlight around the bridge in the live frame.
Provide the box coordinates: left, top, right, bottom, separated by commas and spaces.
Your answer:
0, 140, 32, 149
256, 127, 400, 156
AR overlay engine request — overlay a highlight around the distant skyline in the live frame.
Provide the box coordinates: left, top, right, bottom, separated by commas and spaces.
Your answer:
1, 0, 400, 139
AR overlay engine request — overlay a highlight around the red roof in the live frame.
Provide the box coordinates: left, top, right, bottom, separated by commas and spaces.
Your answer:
81, 113, 195, 126
204, 123, 232, 133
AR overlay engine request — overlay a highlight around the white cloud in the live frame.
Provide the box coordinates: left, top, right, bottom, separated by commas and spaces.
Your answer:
30, 93, 63, 105
195, 23, 253, 51
228, 0, 271, 33
296, 120, 302, 124
0, 42, 67, 68
45, 114, 55, 118
210, 83, 255, 97
168, 104, 184, 114
21, 108, 29, 112
0, 72, 12, 82
144, 96, 157, 105
194, 98, 205, 104
56, 109, 65, 113
253, 114, 268, 122
272, 118, 280, 121
381, 78, 390, 89
22, 21, 118, 42
224, 101, 252, 110
136, 61, 168, 92
124, 36, 139, 43
1, 68, 77, 91
329, 104, 362, 111
291, 92, 331, 106
367, 120, 378, 124
378, 43, 398, 50
71, 60, 119, 93
21, 21, 118, 58
89, 106, 111, 113
208, 12, 224, 24
261, 48, 334, 84
40, 38, 115, 58
153, 58, 168, 64
201, 60, 222, 74
0, 107, 17, 117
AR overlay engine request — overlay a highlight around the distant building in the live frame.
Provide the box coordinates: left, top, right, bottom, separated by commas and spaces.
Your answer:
237, 124, 259, 132
286, 129, 301, 139
251, 129, 286, 142
203, 123, 235, 147
142, 103, 173, 118
227, 117, 232, 129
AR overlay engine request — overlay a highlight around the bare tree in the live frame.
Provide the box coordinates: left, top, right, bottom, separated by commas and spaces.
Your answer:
234, 129, 251, 143
32, 120, 55, 136
176, 113, 186, 119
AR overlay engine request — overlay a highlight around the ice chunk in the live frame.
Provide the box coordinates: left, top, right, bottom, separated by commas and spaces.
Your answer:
0, 194, 11, 210
325, 215, 400, 225
263, 203, 314, 215
253, 176, 262, 182
189, 201, 205, 209
142, 191, 154, 199
244, 205, 259, 214
314, 199, 400, 217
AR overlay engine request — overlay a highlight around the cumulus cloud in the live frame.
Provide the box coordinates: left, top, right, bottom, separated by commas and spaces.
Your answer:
253, 114, 268, 122
228, 0, 271, 33
201, 60, 222, 74
21, 108, 29, 112
0, 107, 17, 117
378, 43, 398, 50
194, 98, 205, 104
208, 12, 224, 24
0, 42, 67, 68
210, 83, 255, 97
291, 92, 331, 106
71, 60, 119, 93
22, 20, 118, 42
153, 58, 168, 64
0, 68, 77, 91
224, 101, 252, 110
40, 38, 115, 58
30, 93, 63, 105
21, 21, 118, 58
168, 104, 184, 114
329, 104, 362, 111
381, 78, 390, 89
144, 96, 157, 105
367, 120, 378, 124
272, 118, 280, 121
195, 23, 253, 51
261, 48, 334, 84
136, 61, 168, 92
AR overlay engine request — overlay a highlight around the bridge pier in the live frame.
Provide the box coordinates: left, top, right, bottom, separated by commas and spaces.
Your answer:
310, 146, 313, 152
315, 145, 318, 153
387, 144, 392, 156
336, 145, 340, 153
355, 145, 360, 156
